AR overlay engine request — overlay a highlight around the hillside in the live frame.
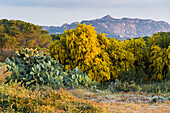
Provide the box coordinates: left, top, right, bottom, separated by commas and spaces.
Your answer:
0, 19, 51, 61
42, 15, 170, 39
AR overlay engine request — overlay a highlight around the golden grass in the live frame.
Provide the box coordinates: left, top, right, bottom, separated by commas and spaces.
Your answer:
0, 65, 11, 84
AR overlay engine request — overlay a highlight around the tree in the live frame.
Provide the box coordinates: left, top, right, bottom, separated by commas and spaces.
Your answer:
0, 19, 52, 61
0, 33, 18, 49
124, 38, 147, 71
49, 23, 110, 83
108, 38, 135, 79
0, 26, 5, 33
148, 32, 170, 49
51, 34, 61, 41
148, 45, 168, 80
146, 32, 170, 81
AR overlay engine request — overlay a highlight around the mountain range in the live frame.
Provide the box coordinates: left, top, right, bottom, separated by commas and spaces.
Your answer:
42, 15, 170, 39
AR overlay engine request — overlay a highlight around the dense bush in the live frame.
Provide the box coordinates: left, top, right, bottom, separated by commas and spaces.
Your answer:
165, 71, 170, 81
148, 32, 170, 49
118, 68, 148, 84
109, 79, 141, 93
140, 81, 170, 93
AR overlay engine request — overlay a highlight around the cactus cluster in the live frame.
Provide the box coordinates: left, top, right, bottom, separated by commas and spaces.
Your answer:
5, 48, 98, 89
5, 48, 64, 88
64, 67, 98, 89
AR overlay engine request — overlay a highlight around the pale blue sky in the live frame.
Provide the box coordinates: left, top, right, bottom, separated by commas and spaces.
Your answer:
0, 0, 169, 26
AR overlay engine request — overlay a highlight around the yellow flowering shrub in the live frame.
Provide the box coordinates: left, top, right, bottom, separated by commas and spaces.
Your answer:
49, 23, 111, 83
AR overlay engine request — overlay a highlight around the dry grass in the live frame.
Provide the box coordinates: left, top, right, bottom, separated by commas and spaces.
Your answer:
0, 65, 11, 84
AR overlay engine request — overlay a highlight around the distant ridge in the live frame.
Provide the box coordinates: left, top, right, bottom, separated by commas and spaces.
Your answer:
42, 15, 170, 39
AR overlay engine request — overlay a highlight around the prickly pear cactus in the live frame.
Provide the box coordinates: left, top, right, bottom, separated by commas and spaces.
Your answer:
63, 67, 98, 89
5, 48, 65, 88
5, 48, 98, 89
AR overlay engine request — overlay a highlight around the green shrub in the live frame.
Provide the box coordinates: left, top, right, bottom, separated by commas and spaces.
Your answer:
109, 79, 141, 93
140, 81, 170, 93
118, 68, 148, 84
165, 71, 170, 81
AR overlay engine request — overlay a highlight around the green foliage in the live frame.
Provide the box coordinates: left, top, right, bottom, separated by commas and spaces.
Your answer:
109, 79, 141, 93
148, 32, 170, 49
119, 68, 148, 84
165, 71, 170, 81
140, 81, 170, 93
49, 24, 169, 83
0, 33, 18, 49
145, 32, 169, 81
0, 19, 51, 49
51, 34, 61, 41
49, 23, 110, 84
0, 19, 52, 62
134, 36, 150, 42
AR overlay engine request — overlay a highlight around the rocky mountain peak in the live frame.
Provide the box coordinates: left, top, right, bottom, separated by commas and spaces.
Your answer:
42, 15, 170, 39
61, 23, 69, 28
101, 15, 113, 20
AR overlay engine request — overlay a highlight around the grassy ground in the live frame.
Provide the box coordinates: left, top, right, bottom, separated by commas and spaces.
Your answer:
0, 65, 170, 112
0, 65, 11, 85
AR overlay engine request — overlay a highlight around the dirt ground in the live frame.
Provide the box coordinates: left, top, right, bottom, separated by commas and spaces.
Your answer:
71, 89, 170, 112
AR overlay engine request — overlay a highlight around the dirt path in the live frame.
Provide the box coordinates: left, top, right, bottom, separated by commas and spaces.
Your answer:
71, 89, 170, 112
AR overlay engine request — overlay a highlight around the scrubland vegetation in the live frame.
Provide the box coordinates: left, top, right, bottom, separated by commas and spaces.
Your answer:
0, 19, 170, 112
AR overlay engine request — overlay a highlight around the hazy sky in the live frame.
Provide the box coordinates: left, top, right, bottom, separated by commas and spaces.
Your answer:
0, 0, 169, 26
